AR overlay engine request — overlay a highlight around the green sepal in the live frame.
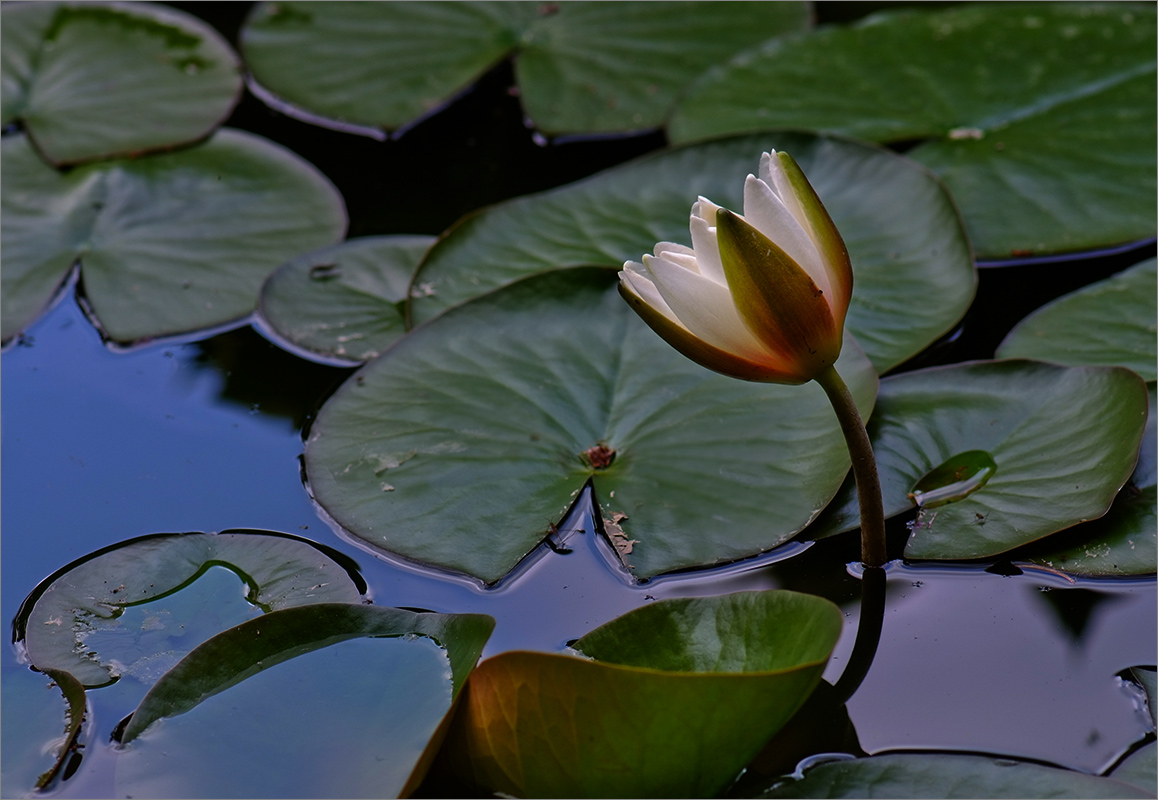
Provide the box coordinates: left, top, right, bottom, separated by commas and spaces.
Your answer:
715, 209, 841, 380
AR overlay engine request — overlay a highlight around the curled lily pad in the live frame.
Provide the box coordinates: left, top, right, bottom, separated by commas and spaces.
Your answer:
670, 3, 1157, 259
807, 361, 1149, 562
409, 131, 975, 375
305, 269, 877, 584
15, 530, 366, 687
762, 752, 1153, 799
998, 258, 1157, 382
439, 591, 842, 798
1, 2, 242, 165
258, 235, 435, 364
1107, 667, 1157, 796
115, 604, 494, 799
0, 666, 87, 796
1, 128, 346, 344
240, 1, 809, 136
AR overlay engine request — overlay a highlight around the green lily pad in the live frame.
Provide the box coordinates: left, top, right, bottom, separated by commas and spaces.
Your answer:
305, 268, 877, 584
239, 1, 809, 136
806, 360, 1149, 562
1, 128, 346, 345
761, 752, 1153, 799
669, 4, 1157, 259
1, 2, 242, 166
116, 604, 494, 798
409, 132, 975, 375
998, 258, 1157, 382
258, 235, 435, 364
1019, 386, 1155, 575
995, 263, 1156, 574
0, 666, 87, 796
440, 590, 841, 798
1109, 667, 1158, 796
16, 530, 366, 687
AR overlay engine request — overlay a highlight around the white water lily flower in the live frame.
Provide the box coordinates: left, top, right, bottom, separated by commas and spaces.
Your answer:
619, 151, 853, 384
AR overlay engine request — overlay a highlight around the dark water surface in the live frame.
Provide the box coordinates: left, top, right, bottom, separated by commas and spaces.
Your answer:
3, 2, 1156, 795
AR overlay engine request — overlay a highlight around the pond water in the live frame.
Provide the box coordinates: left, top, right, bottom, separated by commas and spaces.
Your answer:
3, 3, 1155, 797
4, 248, 1155, 796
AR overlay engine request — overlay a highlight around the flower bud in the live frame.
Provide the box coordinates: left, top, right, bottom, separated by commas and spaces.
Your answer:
619, 151, 853, 384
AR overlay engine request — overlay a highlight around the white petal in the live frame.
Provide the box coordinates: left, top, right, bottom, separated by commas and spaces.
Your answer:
763, 153, 812, 236
653, 241, 696, 259
659, 250, 702, 274
743, 175, 830, 297
646, 255, 771, 360
688, 213, 726, 286
692, 196, 722, 224
622, 263, 679, 323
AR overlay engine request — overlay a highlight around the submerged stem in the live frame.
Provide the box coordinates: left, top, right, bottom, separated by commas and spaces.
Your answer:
832, 566, 886, 704
814, 365, 887, 568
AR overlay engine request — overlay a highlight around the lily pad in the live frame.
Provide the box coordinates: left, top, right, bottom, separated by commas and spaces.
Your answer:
1019, 387, 1155, 575
806, 360, 1149, 562
994, 262, 1156, 574
16, 530, 366, 687
1, 128, 346, 345
116, 604, 494, 798
440, 590, 841, 798
1, 2, 242, 166
240, 1, 809, 136
997, 258, 1157, 382
1, 666, 87, 796
762, 752, 1153, 799
669, 3, 1157, 259
1109, 667, 1158, 796
409, 132, 975, 375
305, 268, 877, 584
258, 235, 435, 364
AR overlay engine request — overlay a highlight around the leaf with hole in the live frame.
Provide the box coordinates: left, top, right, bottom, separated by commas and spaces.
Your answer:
16, 530, 366, 687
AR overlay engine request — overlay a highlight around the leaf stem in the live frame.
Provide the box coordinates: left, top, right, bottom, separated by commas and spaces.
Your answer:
814, 365, 887, 568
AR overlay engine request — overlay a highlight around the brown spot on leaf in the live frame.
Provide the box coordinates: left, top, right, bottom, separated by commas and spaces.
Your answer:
581, 443, 616, 470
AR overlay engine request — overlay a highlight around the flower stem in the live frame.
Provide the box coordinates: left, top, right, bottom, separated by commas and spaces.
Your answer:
815, 365, 887, 567
832, 566, 885, 703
